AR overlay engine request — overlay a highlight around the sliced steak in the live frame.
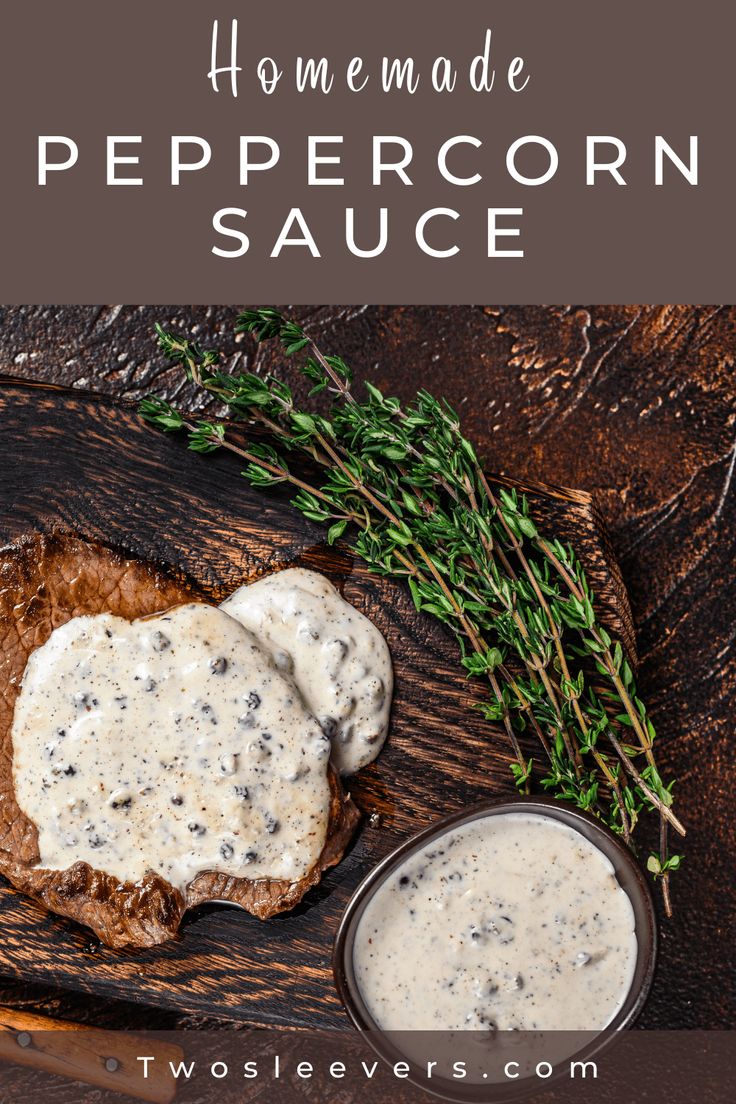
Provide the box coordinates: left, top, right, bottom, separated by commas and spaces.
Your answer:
0, 531, 359, 948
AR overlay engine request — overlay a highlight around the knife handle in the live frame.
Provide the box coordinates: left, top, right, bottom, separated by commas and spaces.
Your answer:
0, 1006, 182, 1103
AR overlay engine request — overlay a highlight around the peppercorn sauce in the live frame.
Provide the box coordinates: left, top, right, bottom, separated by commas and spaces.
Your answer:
221, 568, 393, 775
11, 602, 334, 889
352, 812, 638, 1031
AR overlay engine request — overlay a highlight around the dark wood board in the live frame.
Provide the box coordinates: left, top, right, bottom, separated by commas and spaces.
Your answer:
0, 379, 636, 1029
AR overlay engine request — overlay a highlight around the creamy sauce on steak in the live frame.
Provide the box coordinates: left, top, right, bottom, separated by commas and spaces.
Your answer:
353, 812, 637, 1031
11, 603, 333, 890
222, 568, 392, 775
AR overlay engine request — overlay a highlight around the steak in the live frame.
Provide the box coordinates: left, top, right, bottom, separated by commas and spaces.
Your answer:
0, 531, 360, 948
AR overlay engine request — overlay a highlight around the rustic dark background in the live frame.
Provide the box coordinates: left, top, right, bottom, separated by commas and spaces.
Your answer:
0, 305, 733, 1044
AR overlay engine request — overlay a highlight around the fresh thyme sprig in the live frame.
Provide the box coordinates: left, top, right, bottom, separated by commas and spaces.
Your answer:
140, 310, 684, 912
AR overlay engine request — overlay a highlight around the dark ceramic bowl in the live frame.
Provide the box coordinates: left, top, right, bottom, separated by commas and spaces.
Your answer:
333, 796, 657, 1102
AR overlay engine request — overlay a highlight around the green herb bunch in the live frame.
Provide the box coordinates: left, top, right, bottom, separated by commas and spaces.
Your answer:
140, 308, 684, 911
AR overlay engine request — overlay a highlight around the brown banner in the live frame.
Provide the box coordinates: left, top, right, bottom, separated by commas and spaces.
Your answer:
0, 0, 734, 302
0, 1029, 733, 1104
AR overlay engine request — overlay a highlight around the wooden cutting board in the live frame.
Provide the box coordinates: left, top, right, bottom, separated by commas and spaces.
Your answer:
0, 378, 634, 1028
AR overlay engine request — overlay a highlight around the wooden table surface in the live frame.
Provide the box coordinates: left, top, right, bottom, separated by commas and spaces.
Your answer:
0, 305, 733, 1036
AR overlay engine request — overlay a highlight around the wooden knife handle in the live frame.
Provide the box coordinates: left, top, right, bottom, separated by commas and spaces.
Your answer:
0, 1006, 182, 1103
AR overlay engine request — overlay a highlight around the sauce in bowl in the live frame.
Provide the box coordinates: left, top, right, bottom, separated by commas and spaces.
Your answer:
352, 811, 637, 1032
334, 799, 656, 1098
